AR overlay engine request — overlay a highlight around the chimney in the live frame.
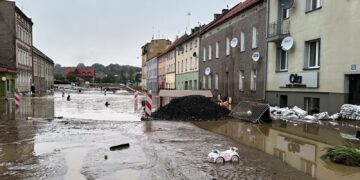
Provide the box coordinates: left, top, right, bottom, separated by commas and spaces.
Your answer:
214, 13, 221, 20
222, 9, 229, 14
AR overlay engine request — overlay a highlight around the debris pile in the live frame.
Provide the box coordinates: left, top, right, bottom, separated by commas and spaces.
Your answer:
270, 106, 339, 121
151, 95, 230, 121
340, 104, 360, 120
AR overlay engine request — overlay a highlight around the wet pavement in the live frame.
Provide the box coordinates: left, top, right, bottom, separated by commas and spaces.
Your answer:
0, 90, 359, 179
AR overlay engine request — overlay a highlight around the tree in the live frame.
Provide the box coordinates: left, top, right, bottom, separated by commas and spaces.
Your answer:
77, 63, 86, 68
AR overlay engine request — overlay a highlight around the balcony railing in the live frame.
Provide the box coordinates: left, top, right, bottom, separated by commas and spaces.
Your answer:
268, 19, 290, 41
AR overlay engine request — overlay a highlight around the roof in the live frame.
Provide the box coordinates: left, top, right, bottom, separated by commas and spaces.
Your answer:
158, 34, 189, 58
0, 66, 16, 73
201, 0, 261, 34
159, 90, 213, 98
64, 67, 95, 77
33, 46, 54, 64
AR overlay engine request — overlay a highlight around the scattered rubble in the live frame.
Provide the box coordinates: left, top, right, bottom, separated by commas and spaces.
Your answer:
151, 95, 230, 121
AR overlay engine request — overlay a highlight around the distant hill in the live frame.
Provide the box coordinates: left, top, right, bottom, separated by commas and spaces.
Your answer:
54, 63, 141, 84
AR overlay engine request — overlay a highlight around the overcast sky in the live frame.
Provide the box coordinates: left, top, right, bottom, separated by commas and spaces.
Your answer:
14, 0, 239, 67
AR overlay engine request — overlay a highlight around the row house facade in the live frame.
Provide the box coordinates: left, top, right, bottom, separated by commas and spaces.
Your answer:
175, 28, 201, 90
266, 0, 360, 114
141, 39, 171, 91
199, 0, 267, 103
33, 47, 54, 95
0, 1, 33, 96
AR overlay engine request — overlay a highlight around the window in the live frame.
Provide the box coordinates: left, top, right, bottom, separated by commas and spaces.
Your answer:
306, 0, 322, 12
215, 42, 219, 58
226, 37, 230, 55
208, 45, 212, 60
305, 39, 320, 68
277, 47, 288, 71
240, 32, 245, 52
203, 47, 206, 61
194, 80, 197, 90
177, 61, 180, 73
274, 149, 286, 162
301, 159, 316, 178
305, 97, 320, 114
283, 8, 290, 19
185, 59, 187, 71
252, 27, 258, 49
215, 74, 219, 90
181, 60, 183, 72
190, 57, 193, 70
208, 75, 212, 89
195, 40, 198, 48
239, 70, 244, 91
202, 76, 206, 89
250, 69, 257, 91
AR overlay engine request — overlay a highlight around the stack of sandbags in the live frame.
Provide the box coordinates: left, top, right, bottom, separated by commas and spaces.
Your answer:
340, 104, 360, 120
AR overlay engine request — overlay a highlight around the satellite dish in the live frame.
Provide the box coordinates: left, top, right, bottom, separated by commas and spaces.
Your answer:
205, 67, 211, 75
230, 38, 238, 48
252, 52, 261, 62
281, 0, 294, 9
281, 36, 294, 51
1, 77, 6, 81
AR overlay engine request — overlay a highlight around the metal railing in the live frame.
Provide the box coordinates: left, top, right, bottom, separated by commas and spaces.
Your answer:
268, 19, 290, 38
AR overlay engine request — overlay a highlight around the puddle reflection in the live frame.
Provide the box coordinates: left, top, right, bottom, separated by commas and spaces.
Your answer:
195, 120, 360, 180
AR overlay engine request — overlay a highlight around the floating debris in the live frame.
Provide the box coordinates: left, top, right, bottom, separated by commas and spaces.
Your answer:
110, 143, 130, 151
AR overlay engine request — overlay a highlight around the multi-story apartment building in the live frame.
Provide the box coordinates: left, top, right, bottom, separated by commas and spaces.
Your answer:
15, 6, 33, 92
0, 1, 33, 96
158, 55, 166, 90
33, 47, 54, 95
175, 27, 201, 90
141, 39, 171, 91
199, 0, 267, 103
163, 35, 188, 90
266, 0, 360, 114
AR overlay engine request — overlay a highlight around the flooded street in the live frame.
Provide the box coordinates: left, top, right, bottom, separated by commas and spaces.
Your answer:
0, 91, 359, 179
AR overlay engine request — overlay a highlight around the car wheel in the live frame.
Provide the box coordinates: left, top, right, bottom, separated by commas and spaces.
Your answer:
215, 157, 224, 164
231, 155, 239, 163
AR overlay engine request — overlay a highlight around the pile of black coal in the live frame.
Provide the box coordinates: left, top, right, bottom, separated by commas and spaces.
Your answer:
152, 95, 230, 121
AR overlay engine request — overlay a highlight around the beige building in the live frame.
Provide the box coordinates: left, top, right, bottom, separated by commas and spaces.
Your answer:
175, 28, 201, 90
33, 47, 54, 95
266, 0, 360, 114
15, 7, 33, 92
141, 39, 171, 91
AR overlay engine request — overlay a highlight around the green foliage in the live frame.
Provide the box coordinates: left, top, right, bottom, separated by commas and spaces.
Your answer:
66, 72, 79, 82
324, 146, 360, 167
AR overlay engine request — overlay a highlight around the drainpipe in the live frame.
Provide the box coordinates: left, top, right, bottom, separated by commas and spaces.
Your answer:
264, 0, 270, 102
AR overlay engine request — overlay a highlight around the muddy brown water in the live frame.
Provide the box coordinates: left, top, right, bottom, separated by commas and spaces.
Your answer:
0, 90, 359, 179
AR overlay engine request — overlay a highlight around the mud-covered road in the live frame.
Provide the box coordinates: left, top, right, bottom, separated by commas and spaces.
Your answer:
1, 90, 352, 179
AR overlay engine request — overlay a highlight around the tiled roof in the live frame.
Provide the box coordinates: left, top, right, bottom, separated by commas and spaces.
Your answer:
64, 67, 95, 77
158, 34, 189, 57
201, 0, 260, 34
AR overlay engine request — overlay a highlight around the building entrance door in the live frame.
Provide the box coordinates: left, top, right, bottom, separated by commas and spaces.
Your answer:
185, 81, 188, 90
349, 75, 360, 105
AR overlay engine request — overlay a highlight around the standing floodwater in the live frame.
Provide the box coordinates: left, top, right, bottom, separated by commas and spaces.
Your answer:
0, 92, 358, 179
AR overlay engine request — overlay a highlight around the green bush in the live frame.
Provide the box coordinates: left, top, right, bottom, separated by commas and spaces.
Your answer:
324, 146, 360, 167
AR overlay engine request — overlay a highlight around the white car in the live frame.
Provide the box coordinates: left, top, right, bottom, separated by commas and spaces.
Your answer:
208, 147, 240, 164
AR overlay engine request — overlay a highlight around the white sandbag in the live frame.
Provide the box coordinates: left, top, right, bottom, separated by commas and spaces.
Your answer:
292, 106, 308, 118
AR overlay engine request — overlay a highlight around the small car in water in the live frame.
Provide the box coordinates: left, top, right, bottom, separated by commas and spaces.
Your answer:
207, 147, 239, 164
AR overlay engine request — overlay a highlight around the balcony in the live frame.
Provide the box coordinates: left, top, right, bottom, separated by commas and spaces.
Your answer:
267, 19, 290, 42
